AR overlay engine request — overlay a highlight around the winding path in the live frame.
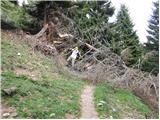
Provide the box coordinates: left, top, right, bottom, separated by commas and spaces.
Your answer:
80, 85, 98, 119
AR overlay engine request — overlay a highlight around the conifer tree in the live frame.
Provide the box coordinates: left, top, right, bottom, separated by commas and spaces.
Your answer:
113, 4, 142, 66
69, 1, 114, 44
141, 1, 159, 75
1, 0, 35, 32
145, 1, 159, 51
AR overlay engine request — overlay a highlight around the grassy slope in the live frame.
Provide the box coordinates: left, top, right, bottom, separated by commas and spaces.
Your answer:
94, 82, 158, 119
1, 32, 85, 119
1, 31, 158, 119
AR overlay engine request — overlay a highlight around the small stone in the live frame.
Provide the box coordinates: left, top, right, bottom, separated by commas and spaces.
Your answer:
11, 112, 18, 117
2, 112, 10, 117
97, 100, 106, 106
97, 102, 103, 106
99, 100, 106, 104
3, 86, 17, 95
111, 107, 116, 112
17, 53, 21, 56
50, 113, 55, 117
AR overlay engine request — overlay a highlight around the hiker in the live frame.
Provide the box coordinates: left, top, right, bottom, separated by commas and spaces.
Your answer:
67, 47, 81, 67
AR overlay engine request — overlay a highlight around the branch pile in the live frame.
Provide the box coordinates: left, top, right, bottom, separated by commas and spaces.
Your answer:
13, 9, 158, 111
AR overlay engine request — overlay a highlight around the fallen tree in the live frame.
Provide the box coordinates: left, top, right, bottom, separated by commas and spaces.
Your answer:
9, 7, 158, 112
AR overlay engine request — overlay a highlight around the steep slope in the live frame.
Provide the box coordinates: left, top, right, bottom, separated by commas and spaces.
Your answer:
94, 82, 158, 119
1, 31, 86, 119
1, 30, 158, 119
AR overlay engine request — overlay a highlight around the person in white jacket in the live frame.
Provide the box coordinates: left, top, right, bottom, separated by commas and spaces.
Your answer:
67, 47, 81, 67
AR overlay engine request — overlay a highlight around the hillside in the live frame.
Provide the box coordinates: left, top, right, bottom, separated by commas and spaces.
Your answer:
1, 0, 159, 119
1, 31, 86, 118
1, 30, 158, 119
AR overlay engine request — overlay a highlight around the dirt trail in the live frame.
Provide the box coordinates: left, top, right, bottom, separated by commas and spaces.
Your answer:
80, 85, 98, 119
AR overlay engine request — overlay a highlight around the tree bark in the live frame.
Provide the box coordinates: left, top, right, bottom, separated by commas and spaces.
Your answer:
35, 24, 48, 39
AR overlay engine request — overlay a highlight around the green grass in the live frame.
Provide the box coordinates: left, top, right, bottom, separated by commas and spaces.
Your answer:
1, 71, 84, 118
1, 33, 55, 72
1, 31, 158, 119
1, 32, 85, 118
94, 82, 158, 119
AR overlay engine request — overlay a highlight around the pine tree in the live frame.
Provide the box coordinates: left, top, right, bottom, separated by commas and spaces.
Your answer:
145, 1, 159, 51
1, 0, 34, 31
69, 1, 114, 44
24, 1, 73, 33
113, 4, 142, 66
141, 1, 159, 75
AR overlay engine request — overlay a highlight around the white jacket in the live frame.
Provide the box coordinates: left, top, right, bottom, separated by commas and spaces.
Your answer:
70, 49, 80, 59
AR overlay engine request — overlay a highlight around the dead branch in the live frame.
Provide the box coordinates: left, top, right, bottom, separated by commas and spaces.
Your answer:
149, 74, 159, 100
85, 43, 99, 52
35, 24, 48, 39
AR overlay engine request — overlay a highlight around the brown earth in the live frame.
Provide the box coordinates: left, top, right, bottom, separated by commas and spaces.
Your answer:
80, 85, 98, 119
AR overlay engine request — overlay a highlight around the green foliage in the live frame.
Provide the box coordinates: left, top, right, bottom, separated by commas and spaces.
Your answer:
1, 32, 85, 118
110, 4, 142, 66
69, 1, 114, 44
94, 82, 158, 119
141, 51, 159, 75
145, 1, 159, 51
141, 1, 159, 74
25, 1, 73, 19
1, 0, 39, 33
1, 40, 17, 70
1, 33, 54, 71
2, 71, 85, 118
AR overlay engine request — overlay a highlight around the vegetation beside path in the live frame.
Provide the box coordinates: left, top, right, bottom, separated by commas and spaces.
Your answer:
94, 82, 158, 119
1, 31, 158, 119
1, 32, 85, 118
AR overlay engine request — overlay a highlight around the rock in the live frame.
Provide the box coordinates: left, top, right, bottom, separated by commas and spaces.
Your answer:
10, 112, 18, 117
49, 113, 55, 117
97, 100, 106, 106
97, 102, 103, 106
99, 100, 106, 104
3, 87, 17, 95
2, 112, 10, 118
110, 116, 113, 119
17, 53, 21, 56
111, 106, 117, 112
112, 108, 116, 112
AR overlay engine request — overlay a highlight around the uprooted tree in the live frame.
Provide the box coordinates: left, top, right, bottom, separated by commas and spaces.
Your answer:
2, 0, 159, 112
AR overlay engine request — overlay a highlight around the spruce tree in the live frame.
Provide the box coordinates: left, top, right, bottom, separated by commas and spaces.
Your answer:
69, 1, 114, 44
1, 0, 35, 31
113, 4, 142, 66
145, 1, 159, 51
141, 1, 159, 75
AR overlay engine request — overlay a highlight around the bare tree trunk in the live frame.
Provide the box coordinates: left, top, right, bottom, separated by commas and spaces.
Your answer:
34, 24, 48, 39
